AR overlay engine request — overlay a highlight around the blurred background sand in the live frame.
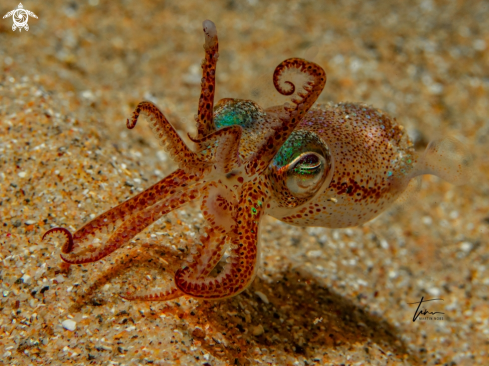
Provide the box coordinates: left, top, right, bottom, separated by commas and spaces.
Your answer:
0, 0, 488, 365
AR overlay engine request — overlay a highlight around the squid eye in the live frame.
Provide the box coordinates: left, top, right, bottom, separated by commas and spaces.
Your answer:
285, 152, 327, 198
270, 130, 333, 207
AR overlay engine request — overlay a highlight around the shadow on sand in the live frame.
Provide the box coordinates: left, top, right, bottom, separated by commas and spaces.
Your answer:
190, 270, 419, 365
72, 247, 419, 365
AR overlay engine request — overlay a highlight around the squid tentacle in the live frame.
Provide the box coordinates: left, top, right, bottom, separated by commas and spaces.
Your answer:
42, 227, 74, 253
127, 101, 210, 175
175, 177, 269, 299
43, 21, 330, 303
245, 58, 327, 175
125, 182, 238, 300
75, 169, 195, 243
114, 22, 221, 299
182, 182, 237, 279
189, 125, 243, 173
120, 287, 182, 302
194, 19, 219, 141
123, 230, 228, 302
214, 126, 242, 174
43, 169, 198, 254
77, 245, 184, 303
60, 182, 205, 264
186, 227, 229, 280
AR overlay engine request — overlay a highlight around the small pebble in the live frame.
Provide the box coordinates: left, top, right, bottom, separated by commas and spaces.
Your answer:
427, 287, 441, 297
55, 274, 65, 283
252, 324, 264, 336
62, 319, 77, 331
192, 327, 206, 339
460, 241, 473, 252
307, 250, 323, 259
21, 274, 31, 284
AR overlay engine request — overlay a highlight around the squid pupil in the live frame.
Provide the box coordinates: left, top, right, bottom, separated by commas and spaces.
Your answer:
293, 154, 321, 175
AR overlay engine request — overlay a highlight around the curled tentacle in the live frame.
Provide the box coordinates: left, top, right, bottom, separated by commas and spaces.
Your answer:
194, 19, 219, 140
245, 58, 327, 176
43, 170, 199, 255
273, 80, 295, 96
273, 58, 326, 115
127, 101, 210, 175
175, 177, 269, 299
60, 182, 205, 264
189, 125, 243, 173
42, 227, 74, 254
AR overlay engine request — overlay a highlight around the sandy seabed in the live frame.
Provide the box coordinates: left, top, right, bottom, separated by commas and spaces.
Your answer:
0, 1, 488, 365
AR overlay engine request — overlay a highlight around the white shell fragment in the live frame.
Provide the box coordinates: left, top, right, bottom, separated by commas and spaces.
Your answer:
62, 319, 77, 331
255, 291, 269, 304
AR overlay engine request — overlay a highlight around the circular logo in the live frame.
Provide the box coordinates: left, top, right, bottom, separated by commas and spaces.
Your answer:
12, 9, 28, 28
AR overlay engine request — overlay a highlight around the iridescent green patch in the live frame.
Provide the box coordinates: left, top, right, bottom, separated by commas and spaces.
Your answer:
214, 105, 250, 129
214, 100, 258, 129
273, 130, 325, 168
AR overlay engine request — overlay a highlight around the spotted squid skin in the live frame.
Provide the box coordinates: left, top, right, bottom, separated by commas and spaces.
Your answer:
269, 102, 416, 228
